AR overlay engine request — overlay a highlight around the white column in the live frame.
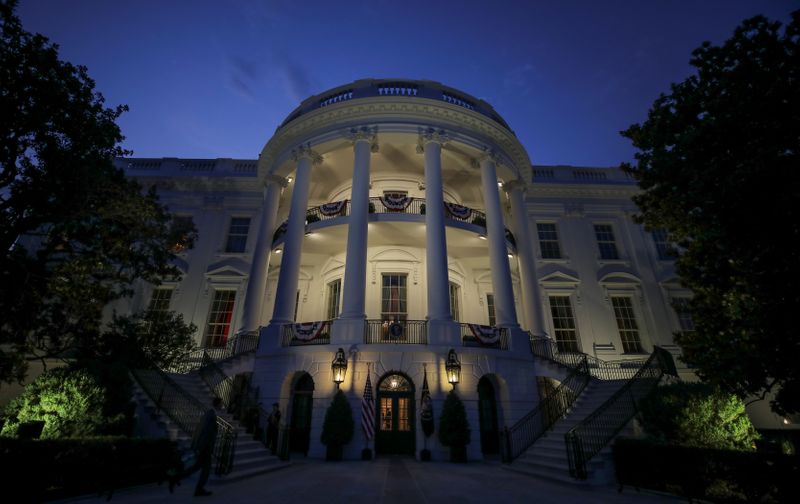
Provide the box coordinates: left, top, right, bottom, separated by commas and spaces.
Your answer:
479, 153, 519, 328
340, 127, 377, 320
270, 146, 320, 324
506, 180, 546, 335
240, 175, 285, 332
421, 129, 452, 322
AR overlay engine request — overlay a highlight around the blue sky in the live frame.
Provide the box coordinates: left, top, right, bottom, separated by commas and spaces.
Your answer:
18, 0, 796, 166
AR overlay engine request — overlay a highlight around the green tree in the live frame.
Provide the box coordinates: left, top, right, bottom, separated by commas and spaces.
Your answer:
438, 391, 471, 449
638, 382, 759, 451
1, 367, 130, 438
320, 390, 354, 460
621, 11, 800, 415
0, 1, 196, 383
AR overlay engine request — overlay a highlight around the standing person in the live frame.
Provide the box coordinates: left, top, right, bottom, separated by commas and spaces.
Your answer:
266, 402, 281, 455
188, 397, 221, 497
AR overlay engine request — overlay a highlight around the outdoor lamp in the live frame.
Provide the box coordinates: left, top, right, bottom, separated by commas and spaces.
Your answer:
445, 348, 461, 388
331, 348, 347, 388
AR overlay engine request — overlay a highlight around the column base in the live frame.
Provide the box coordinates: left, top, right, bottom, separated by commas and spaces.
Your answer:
331, 318, 366, 346
427, 319, 460, 347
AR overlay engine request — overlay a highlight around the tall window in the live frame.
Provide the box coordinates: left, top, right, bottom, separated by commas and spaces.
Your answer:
611, 296, 643, 353
381, 274, 407, 322
594, 224, 620, 260
549, 296, 580, 352
205, 290, 236, 347
672, 298, 695, 333
537, 223, 562, 259
148, 288, 173, 315
651, 228, 671, 260
449, 282, 461, 322
225, 217, 251, 253
326, 279, 342, 320
486, 294, 496, 327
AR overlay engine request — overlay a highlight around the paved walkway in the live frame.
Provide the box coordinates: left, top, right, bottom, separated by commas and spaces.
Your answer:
60, 458, 678, 503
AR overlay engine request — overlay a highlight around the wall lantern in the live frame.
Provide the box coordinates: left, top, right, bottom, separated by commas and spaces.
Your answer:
331, 348, 348, 388
445, 348, 461, 388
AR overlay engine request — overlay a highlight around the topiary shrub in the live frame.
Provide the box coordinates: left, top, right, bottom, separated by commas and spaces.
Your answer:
1, 367, 129, 439
438, 390, 471, 462
638, 382, 759, 451
320, 390, 354, 460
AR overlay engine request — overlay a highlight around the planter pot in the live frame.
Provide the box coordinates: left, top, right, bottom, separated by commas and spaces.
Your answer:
420, 449, 431, 461
326, 444, 343, 461
361, 448, 373, 460
449, 445, 467, 463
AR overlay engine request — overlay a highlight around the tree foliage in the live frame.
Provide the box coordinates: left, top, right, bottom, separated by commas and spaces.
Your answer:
320, 390, 354, 447
638, 382, 759, 451
0, 1, 196, 383
438, 390, 471, 447
1, 367, 130, 438
621, 11, 800, 415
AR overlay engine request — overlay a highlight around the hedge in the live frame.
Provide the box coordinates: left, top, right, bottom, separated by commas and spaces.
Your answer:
613, 437, 798, 503
0, 437, 181, 502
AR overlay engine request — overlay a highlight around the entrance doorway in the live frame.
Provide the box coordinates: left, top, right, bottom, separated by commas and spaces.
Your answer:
375, 373, 415, 455
478, 376, 499, 455
289, 373, 314, 455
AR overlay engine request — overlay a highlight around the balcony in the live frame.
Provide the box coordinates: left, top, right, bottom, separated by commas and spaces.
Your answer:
272, 197, 516, 250
364, 319, 427, 344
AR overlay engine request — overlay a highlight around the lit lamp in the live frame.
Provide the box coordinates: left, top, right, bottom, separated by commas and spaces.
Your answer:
445, 349, 461, 389
331, 348, 347, 389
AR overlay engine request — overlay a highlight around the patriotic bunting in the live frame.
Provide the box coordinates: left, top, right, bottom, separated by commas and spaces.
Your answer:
468, 323, 501, 346
292, 321, 328, 342
320, 200, 346, 216
379, 193, 412, 211
444, 202, 472, 220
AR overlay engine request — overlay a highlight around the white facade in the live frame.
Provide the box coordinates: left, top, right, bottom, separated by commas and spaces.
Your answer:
117, 79, 691, 460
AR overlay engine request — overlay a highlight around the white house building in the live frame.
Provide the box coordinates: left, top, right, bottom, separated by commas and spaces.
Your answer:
117, 79, 696, 468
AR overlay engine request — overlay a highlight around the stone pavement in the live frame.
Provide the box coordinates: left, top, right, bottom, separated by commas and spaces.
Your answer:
59, 458, 679, 503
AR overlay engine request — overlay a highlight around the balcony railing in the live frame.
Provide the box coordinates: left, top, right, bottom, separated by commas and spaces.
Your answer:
460, 323, 509, 350
529, 334, 646, 381
272, 198, 516, 248
281, 321, 332, 346
365, 319, 427, 344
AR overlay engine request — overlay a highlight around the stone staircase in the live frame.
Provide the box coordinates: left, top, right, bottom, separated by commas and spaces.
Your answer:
131, 366, 288, 483
505, 379, 628, 484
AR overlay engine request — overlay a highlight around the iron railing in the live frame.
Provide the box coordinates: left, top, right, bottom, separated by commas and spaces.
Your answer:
364, 319, 428, 344
198, 356, 237, 411
500, 356, 591, 463
167, 331, 259, 374
564, 346, 675, 479
529, 334, 646, 381
280, 321, 332, 346
130, 366, 237, 475
271, 198, 518, 249
459, 323, 509, 350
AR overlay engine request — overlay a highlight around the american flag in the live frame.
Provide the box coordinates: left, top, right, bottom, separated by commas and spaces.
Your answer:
361, 373, 375, 440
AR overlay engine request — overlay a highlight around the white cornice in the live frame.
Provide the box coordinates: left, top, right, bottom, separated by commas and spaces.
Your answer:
259, 97, 532, 184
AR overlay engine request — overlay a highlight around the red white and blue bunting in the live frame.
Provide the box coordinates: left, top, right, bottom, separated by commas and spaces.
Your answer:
320, 200, 347, 216
445, 202, 472, 220
379, 193, 412, 211
292, 321, 329, 341
468, 324, 501, 346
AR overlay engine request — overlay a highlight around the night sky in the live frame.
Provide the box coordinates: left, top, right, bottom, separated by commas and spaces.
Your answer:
17, 0, 796, 167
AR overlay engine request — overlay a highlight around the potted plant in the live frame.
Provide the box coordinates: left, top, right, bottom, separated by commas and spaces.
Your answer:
368, 202, 375, 213
420, 203, 426, 215
320, 390, 354, 461
438, 390, 471, 462
472, 215, 486, 228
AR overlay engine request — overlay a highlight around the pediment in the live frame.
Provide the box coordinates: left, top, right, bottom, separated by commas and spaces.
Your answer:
206, 257, 250, 277
539, 270, 581, 286
370, 248, 420, 263
598, 271, 641, 285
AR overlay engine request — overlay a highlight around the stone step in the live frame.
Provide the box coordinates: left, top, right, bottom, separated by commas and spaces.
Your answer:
212, 460, 290, 485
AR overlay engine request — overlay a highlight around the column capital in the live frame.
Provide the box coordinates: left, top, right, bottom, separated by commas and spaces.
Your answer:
291, 144, 323, 164
416, 127, 450, 153
344, 126, 379, 153
265, 173, 289, 188
503, 178, 528, 194
476, 148, 501, 167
